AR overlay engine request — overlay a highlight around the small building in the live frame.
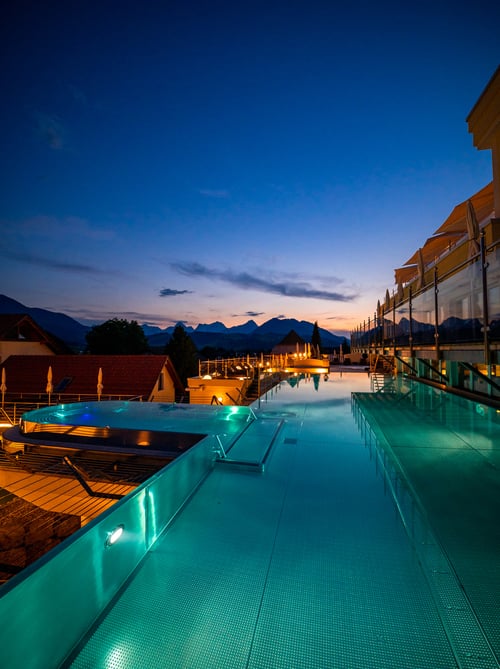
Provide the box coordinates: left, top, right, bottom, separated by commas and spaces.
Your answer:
271, 329, 306, 355
0, 313, 70, 362
187, 375, 252, 405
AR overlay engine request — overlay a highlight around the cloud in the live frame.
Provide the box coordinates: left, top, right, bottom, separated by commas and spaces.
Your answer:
198, 189, 230, 199
159, 288, 193, 297
63, 305, 185, 327
231, 311, 265, 318
0, 244, 117, 276
171, 262, 356, 302
35, 113, 66, 149
3, 216, 116, 242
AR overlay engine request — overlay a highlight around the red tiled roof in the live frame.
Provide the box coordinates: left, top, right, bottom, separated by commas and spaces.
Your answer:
0, 355, 182, 399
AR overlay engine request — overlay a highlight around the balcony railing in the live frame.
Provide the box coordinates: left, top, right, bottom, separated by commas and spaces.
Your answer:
351, 222, 500, 364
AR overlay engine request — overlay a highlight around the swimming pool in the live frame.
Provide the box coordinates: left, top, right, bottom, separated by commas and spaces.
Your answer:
4, 402, 256, 457
1, 372, 499, 668
19, 401, 255, 435
352, 375, 500, 667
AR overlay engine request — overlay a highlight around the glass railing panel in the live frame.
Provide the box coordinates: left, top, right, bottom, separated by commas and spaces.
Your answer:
411, 289, 435, 345
487, 249, 500, 340
437, 261, 483, 343
383, 313, 394, 343
394, 302, 411, 346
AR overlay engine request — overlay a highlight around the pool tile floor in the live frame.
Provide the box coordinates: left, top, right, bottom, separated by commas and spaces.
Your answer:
67, 375, 478, 669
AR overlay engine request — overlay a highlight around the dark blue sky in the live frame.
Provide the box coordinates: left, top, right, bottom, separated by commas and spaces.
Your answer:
1, 1, 499, 335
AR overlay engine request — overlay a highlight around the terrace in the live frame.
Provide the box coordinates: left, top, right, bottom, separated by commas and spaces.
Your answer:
1, 371, 499, 668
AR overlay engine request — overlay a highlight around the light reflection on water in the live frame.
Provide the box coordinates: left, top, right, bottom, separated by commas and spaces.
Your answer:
259, 369, 371, 405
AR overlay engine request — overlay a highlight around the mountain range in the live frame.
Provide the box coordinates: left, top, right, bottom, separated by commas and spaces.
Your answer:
0, 294, 347, 353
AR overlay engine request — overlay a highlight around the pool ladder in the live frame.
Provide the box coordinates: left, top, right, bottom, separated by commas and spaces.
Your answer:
213, 435, 227, 459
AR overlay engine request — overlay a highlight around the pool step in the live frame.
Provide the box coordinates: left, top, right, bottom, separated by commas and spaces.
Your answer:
215, 418, 283, 472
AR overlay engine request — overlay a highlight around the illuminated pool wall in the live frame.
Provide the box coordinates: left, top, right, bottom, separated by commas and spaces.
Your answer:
0, 435, 215, 669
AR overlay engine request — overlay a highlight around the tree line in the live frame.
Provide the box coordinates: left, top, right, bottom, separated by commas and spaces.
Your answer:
84, 318, 198, 384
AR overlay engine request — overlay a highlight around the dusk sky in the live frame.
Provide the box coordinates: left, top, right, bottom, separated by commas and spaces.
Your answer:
1, 1, 499, 337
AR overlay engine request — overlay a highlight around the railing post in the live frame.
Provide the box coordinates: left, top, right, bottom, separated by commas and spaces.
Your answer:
433, 266, 440, 361
392, 293, 396, 350
409, 287, 414, 359
381, 305, 385, 349
257, 368, 261, 409
480, 230, 491, 369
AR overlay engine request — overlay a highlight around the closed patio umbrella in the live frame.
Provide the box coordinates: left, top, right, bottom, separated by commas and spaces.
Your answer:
466, 199, 480, 258
417, 248, 425, 290
46, 366, 53, 405
97, 367, 103, 401
1, 368, 6, 408
397, 282, 404, 302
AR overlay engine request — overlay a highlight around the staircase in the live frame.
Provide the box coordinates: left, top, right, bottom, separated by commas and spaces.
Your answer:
244, 377, 260, 402
370, 354, 395, 393
242, 373, 282, 405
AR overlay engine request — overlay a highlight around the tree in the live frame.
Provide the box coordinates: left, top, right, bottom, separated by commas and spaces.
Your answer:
311, 321, 322, 356
165, 324, 199, 385
85, 318, 150, 354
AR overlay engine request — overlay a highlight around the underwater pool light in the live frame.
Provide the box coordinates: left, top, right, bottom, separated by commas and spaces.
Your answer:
105, 524, 124, 547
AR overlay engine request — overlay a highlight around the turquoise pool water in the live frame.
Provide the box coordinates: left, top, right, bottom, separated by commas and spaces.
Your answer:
61, 372, 499, 669
10, 401, 256, 456
20, 401, 254, 436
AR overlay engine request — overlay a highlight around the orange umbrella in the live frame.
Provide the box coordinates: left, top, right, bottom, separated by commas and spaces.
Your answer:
1, 368, 6, 408
97, 367, 104, 401
46, 366, 53, 404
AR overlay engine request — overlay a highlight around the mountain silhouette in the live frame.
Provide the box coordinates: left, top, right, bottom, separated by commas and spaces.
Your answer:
0, 294, 346, 353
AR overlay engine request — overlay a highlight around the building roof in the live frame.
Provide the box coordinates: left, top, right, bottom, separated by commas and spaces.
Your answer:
0, 314, 70, 354
0, 354, 183, 399
276, 329, 306, 346
467, 65, 500, 150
